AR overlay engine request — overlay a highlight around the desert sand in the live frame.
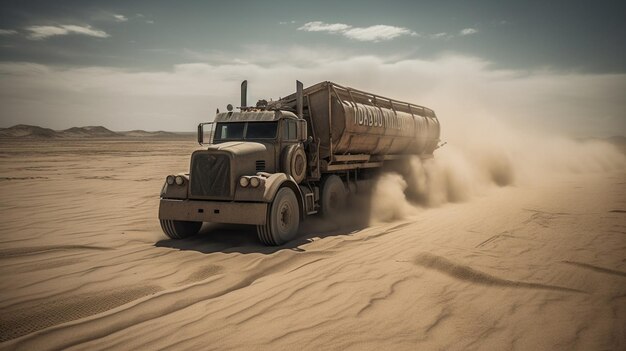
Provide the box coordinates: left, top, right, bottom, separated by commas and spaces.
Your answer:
0, 137, 624, 350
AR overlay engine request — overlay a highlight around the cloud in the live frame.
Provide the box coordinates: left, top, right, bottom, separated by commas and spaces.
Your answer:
298, 21, 416, 42
0, 29, 18, 35
25, 25, 109, 40
430, 32, 452, 40
134, 13, 154, 23
298, 21, 351, 33
113, 14, 128, 22
344, 25, 417, 41
0, 52, 624, 136
460, 28, 478, 36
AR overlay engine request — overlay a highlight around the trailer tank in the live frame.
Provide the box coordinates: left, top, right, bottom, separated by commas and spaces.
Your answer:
276, 81, 440, 160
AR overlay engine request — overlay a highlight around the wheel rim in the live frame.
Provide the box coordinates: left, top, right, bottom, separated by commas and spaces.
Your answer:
279, 202, 292, 231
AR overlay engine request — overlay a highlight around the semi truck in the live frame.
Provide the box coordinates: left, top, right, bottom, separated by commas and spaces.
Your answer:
159, 81, 441, 245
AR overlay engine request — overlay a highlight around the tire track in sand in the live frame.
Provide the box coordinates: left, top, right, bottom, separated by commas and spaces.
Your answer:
0, 285, 161, 342
562, 261, 626, 278
414, 252, 584, 293
0, 264, 223, 343
3, 251, 323, 350
0, 245, 112, 258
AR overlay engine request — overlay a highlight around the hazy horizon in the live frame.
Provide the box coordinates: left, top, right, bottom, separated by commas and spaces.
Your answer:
1, 1, 625, 137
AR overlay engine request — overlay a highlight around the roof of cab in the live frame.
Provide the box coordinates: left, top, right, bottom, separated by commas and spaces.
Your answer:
214, 110, 298, 123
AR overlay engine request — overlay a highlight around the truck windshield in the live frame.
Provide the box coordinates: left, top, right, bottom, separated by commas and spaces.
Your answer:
214, 122, 277, 141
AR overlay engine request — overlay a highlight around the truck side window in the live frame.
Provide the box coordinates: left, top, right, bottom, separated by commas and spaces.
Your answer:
283, 120, 297, 140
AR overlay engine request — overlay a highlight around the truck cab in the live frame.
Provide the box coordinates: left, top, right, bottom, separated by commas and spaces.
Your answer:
160, 103, 315, 246
206, 110, 307, 176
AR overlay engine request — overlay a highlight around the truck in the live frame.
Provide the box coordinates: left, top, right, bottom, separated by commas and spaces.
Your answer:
159, 81, 441, 245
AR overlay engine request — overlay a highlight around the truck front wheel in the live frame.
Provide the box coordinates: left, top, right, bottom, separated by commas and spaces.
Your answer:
257, 187, 300, 246
160, 219, 202, 239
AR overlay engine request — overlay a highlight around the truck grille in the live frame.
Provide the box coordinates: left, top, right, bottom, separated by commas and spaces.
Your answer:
255, 160, 266, 172
190, 153, 231, 198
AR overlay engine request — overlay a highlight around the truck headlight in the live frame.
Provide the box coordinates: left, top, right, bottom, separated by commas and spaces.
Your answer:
250, 176, 260, 188
175, 176, 185, 185
239, 176, 250, 188
166, 175, 175, 185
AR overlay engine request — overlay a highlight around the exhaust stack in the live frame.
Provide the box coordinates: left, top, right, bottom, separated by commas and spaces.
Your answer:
241, 80, 247, 108
296, 80, 303, 118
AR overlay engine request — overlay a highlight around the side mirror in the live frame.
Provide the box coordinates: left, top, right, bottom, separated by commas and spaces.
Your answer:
298, 119, 307, 142
197, 122, 215, 145
197, 124, 204, 145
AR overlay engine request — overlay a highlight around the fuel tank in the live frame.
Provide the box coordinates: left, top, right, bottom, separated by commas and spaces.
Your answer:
277, 81, 440, 159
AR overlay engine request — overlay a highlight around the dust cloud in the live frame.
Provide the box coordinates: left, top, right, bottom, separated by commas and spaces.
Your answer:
369, 116, 626, 224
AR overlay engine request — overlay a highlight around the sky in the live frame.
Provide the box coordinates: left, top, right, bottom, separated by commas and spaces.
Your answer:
0, 0, 624, 136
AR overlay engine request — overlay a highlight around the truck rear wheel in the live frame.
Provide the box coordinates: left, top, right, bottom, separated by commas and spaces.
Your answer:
257, 187, 300, 246
320, 175, 347, 217
160, 219, 202, 239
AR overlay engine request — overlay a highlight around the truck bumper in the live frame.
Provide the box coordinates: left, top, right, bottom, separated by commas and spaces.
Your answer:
159, 199, 267, 225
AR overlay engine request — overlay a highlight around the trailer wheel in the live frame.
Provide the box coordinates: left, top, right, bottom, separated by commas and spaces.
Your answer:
257, 187, 300, 246
320, 175, 347, 217
282, 145, 307, 184
160, 219, 202, 239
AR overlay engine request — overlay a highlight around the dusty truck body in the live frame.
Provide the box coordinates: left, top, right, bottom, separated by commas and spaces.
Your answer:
159, 81, 441, 245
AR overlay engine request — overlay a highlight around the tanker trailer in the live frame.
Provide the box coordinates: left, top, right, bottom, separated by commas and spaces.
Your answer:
159, 81, 441, 246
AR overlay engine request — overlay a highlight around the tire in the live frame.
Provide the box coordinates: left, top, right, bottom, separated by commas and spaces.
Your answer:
320, 175, 347, 217
160, 219, 202, 239
257, 187, 300, 246
282, 145, 307, 184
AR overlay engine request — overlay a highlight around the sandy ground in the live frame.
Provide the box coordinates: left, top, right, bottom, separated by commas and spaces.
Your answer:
0, 138, 624, 350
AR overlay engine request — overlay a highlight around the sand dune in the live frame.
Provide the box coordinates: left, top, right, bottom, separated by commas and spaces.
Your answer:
0, 138, 624, 350
0, 124, 187, 139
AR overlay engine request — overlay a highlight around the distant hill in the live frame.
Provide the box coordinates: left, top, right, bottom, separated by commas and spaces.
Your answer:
122, 130, 181, 137
0, 125, 190, 139
63, 126, 121, 138
0, 124, 58, 138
